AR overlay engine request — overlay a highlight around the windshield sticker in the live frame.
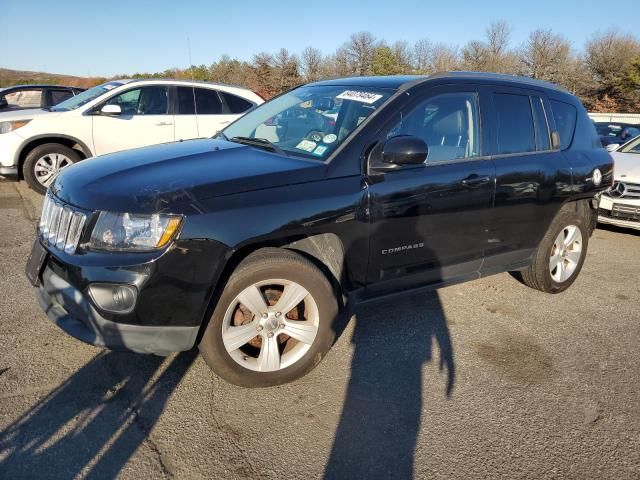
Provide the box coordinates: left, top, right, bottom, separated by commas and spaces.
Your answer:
312, 145, 328, 156
310, 132, 323, 142
323, 134, 337, 144
336, 90, 384, 104
296, 140, 317, 152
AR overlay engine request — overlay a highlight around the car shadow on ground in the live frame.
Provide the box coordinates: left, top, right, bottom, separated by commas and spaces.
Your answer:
0, 349, 196, 479
324, 290, 455, 479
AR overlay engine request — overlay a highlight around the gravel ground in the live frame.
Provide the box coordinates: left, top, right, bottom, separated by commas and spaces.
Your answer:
0, 178, 638, 479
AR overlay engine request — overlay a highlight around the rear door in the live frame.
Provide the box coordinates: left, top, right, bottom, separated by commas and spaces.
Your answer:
483, 87, 572, 271
365, 85, 496, 295
193, 87, 237, 137
92, 85, 175, 155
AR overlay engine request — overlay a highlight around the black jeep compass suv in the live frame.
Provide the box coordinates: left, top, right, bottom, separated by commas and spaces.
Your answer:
27, 73, 613, 387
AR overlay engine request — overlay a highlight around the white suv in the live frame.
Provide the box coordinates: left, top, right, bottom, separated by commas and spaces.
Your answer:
0, 79, 263, 193
598, 134, 640, 230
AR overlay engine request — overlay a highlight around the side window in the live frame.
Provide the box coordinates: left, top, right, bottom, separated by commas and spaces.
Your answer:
194, 88, 222, 114
176, 87, 196, 114
220, 91, 254, 114
386, 92, 480, 162
531, 96, 550, 151
549, 100, 577, 150
4, 89, 43, 108
493, 93, 536, 155
106, 86, 168, 115
50, 89, 74, 105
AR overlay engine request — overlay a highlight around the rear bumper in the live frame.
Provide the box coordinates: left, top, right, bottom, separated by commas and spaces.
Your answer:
36, 266, 199, 355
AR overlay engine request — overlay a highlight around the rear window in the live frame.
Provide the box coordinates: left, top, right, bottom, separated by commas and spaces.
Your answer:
220, 91, 254, 114
493, 93, 536, 155
550, 100, 577, 150
195, 88, 222, 114
176, 87, 196, 114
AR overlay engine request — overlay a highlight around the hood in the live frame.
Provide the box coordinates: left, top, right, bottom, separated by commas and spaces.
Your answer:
53, 138, 327, 213
0, 108, 59, 121
611, 152, 640, 183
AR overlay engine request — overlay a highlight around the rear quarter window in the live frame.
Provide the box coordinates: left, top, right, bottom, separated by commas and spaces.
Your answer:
220, 91, 254, 114
550, 100, 577, 150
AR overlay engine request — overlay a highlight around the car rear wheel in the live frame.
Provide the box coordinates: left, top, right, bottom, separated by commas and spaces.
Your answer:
199, 248, 338, 387
521, 208, 589, 293
23, 143, 80, 194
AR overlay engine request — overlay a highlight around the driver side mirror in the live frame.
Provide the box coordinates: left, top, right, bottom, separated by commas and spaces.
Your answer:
382, 135, 428, 165
100, 104, 121, 115
0, 97, 7, 109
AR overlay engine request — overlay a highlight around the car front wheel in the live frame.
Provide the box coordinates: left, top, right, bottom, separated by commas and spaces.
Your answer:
23, 143, 80, 194
199, 248, 338, 387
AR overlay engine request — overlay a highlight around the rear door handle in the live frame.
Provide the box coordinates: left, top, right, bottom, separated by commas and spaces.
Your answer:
461, 174, 491, 188
154, 121, 173, 126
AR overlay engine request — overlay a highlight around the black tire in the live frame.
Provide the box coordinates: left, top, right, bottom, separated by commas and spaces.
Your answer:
199, 248, 338, 387
521, 207, 589, 293
23, 143, 80, 194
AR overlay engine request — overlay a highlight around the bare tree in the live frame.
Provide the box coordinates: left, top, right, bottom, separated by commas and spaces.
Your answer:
431, 43, 461, 72
463, 20, 518, 73
301, 46, 323, 82
414, 38, 432, 73
391, 40, 413, 72
519, 29, 572, 84
344, 31, 377, 76
273, 48, 302, 92
586, 28, 640, 106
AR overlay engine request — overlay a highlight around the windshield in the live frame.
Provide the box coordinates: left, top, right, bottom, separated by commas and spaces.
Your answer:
619, 135, 640, 154
221, 85, 393, 160
50, 81, 124, 111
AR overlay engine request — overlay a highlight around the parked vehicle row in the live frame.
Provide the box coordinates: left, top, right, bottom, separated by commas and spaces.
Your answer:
0, 79, 263, 193
26, 72, 613, 387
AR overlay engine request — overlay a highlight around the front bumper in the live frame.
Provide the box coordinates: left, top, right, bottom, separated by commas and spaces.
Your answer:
0, 131, 24, 171
37, 265, 199, 355
598, 195, 640, 231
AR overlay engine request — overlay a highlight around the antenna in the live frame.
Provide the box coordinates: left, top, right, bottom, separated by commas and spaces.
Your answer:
187, 36, 199, 137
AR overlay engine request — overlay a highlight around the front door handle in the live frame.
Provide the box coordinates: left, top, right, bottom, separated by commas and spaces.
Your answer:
461, 174, 491, 188
154, 121, 173, 126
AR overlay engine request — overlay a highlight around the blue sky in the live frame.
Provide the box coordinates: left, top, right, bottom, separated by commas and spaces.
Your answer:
0, 0, 637, 77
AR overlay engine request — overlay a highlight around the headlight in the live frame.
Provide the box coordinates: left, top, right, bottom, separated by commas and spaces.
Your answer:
0, 119, 32, 134
89, 211, 182, 252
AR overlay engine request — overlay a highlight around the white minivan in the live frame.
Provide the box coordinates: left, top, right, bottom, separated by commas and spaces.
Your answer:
0, 79, 263, 193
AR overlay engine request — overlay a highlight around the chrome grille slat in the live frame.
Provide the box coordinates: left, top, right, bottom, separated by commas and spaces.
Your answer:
606, 181, 640, 199
38, 193, 87, 254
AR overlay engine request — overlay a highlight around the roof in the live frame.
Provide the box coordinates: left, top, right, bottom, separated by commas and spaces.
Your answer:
309, 71, 568, 93
0, 84, 82, 90
122, 78, 254, 92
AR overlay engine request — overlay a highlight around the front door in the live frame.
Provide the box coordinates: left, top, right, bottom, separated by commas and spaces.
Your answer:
365, 87, 495, 295
92, 85, 175, 155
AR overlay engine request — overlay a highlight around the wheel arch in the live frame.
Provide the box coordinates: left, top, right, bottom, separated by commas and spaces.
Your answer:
194, 233, 348, 345
17, 135, 93, 179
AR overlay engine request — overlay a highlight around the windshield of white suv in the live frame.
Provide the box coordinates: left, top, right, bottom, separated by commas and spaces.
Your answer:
50, 81, 125, 112
220, 85, 393, 159
619, 136, 640, 154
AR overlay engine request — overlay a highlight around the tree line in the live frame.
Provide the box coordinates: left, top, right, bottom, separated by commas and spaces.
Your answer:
6, 21, 640, 112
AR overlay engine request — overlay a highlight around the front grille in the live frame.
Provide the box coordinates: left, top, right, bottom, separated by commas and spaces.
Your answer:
605, 182, 640, 199
39, 194, 88, 254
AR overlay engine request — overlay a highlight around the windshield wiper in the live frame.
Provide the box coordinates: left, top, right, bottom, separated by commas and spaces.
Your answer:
229, 136, 288, 156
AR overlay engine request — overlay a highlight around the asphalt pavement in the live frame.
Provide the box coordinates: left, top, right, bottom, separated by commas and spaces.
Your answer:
0, 178, 638, 479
